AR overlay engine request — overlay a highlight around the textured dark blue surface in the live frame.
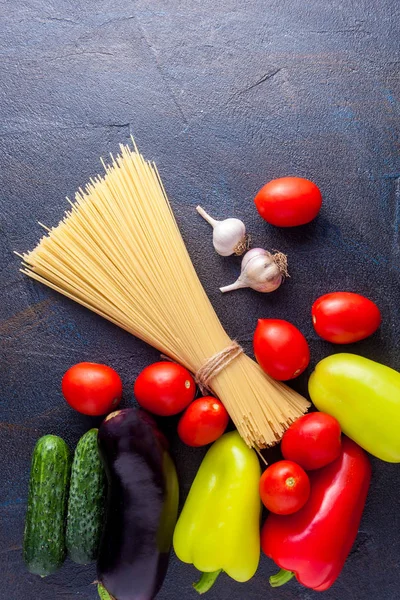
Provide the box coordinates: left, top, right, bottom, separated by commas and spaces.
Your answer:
1, 1, 399, 599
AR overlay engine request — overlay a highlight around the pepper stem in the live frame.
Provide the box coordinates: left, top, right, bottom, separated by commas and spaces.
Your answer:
269, 569, 295, 587
193, 570, 222, 594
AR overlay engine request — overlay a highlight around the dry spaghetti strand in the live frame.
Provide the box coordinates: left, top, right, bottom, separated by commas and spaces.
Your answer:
19, 140, 310, 449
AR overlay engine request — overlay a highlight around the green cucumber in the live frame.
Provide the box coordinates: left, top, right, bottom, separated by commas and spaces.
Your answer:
23, 435, 71, 576
66, 428, 106, 564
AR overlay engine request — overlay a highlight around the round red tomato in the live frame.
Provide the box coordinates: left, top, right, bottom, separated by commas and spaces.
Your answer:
259, 460, 310, 515
134, 362, 196, 416
254, 177, 322, 227
312, 292, 381, 344
281, 412, 342, 470
178, 396, 229, 447
62, 362, 122, 416
253, 319, 310, 381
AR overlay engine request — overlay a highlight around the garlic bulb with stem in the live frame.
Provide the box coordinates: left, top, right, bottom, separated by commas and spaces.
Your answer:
196, 205, 249, 256
220, 248, 289, 293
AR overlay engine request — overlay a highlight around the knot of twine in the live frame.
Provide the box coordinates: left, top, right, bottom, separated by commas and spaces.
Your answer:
195, 340, 244, 395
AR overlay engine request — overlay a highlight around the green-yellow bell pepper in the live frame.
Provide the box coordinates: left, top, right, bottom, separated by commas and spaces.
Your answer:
309, 353, 400, 463
173, 431, 261, 593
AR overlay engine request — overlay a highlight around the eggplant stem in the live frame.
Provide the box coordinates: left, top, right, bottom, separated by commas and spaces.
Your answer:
193, 570, 222, 594
97, 583, 116, 600
269, 568, 295, 587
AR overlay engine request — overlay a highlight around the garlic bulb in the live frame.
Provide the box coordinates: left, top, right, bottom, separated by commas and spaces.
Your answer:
220, 248, 288, 293
196, 205, 249, 256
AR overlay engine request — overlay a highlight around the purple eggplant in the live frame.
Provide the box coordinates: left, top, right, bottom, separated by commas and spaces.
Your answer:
97, 408, 179, 600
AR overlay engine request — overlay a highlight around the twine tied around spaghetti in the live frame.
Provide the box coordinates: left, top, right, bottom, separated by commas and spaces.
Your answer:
160, 341, 244, 395
195, 340, 244, 395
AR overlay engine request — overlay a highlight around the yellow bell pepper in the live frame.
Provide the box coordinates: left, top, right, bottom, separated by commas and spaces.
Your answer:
309, 353, 400, 462
173, 431, 261, 593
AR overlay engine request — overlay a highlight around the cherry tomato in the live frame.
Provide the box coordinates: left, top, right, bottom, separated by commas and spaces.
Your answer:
62, 362, 122, 416
312, 292, 381, 344
254, 177, 322, 227
253, 319, 310, 381
177, 396, 229, 447
259, 460, 310, 515
134, 361, 196, 416
281, 412, 342, 470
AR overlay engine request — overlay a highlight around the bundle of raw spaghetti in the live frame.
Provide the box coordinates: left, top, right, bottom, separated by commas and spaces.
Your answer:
18, 141, 309, 448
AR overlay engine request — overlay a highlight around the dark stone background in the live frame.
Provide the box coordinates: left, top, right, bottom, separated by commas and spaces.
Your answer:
1, 1, 399, 599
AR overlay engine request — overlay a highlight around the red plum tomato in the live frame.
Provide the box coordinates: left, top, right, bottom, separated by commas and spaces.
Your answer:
62, 362, 122, 416
134, 361, 196, 416
253, 319, 310, 381
178, 396, 229, 447
281, 412, 342, 470
259, 460, 310, 515
312, 292, 381, 344
254, 177, 322, 227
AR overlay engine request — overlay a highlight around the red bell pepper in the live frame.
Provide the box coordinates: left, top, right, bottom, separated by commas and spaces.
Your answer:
261, 436, 371, 591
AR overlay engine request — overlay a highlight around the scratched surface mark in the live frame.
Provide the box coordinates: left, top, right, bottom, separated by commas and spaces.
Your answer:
1, 1, 400, 599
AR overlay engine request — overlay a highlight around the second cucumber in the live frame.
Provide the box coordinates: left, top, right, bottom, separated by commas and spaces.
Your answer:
66, 429, 106, 564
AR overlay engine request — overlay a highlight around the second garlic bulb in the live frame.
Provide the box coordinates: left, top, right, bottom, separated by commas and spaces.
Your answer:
220, 248, 288, 293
